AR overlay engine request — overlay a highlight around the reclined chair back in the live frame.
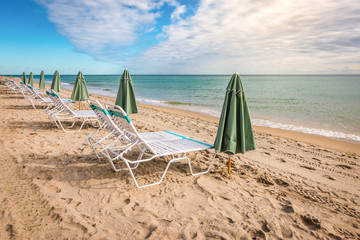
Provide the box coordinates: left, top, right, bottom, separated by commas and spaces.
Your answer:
26, 84, 46, 101
88, 99, 123, 136
49, 89, 75, 116
105, 103, 156, 154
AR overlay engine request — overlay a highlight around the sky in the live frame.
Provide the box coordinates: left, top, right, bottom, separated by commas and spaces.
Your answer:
1, 0, 359, 75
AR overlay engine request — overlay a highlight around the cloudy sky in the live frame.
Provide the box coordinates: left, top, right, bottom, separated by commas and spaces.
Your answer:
1, 0, 359, 74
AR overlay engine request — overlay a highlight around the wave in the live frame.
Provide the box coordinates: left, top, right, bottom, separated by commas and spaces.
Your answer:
137, 98, 166, 104
166, 101, 194, 105
197, 109, 221, 117
252, 118, 360, 142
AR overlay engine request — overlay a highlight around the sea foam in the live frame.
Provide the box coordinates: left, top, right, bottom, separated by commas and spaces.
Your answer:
252, 118, 360, 142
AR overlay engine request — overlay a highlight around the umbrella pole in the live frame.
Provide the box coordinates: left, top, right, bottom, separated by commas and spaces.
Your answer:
228, 157, 231, 174
79, 102, 81, 110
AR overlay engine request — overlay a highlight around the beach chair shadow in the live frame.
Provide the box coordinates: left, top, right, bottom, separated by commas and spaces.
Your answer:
7, 120, 59, 130
25, 152, 206, 187
1, 96, 24, 99
25, 153, 131, 183
4, 105, 37, 110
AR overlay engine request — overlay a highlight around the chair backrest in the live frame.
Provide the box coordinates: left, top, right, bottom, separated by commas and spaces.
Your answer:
87, 99, 124, 136
19, 82, 32, 93
26, 84, 45, 101
49, 89, 75, 116
5, 79, 16, 88
104, 103, 156, 154
46, 90, 61, 108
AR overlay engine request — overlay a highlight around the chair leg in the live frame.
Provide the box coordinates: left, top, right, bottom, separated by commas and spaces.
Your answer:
187, 152, 217, 176
55, 116, 68, 132
77, 118, 99, 132
29, 99, 37, 110
76, 118, 87, 132
125, 156, 188, 188
84, 124, 114, 159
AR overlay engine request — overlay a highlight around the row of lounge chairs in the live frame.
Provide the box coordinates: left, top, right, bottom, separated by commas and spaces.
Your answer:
6, 79, 100, 132
4, 79, 216, 188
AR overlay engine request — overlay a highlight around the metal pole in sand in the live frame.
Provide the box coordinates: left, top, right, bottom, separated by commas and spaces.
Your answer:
228, 157, 231, 174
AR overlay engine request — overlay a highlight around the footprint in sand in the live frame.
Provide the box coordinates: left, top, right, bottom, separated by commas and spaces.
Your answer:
280, 203, 294, 213
323, 175, 336, 181
274, 178, 290, 187
256, 175, 274, 186
336, 164, 352, 170
300, 214, 321, 230
249, 229, 266, 239
300, 165, 316, 171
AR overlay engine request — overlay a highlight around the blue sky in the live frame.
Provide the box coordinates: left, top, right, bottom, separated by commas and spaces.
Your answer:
1, 0, 359, 74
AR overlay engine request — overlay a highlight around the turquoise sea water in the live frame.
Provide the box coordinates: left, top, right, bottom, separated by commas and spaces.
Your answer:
12, 74, 360, 142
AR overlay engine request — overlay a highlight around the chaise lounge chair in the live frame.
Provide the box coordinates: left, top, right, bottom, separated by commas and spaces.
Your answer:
48, 90, 100, 132
85, 99, 184, 159
100, 103, 216, 188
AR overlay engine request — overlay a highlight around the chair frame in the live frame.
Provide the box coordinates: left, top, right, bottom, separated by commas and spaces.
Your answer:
5, 79, 23, 93
85, 99, 185, 159
101, 103, 217, 188
84, 99, 132, 159
48, 90, 100, 132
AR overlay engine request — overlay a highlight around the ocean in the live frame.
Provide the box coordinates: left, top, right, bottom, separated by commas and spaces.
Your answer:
13, 74, 360, 142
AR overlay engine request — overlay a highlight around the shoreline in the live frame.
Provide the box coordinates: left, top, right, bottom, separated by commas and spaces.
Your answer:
137, 102, 360, 155
5, 76, 360, 155
15, 76, 360, 144
52, 78, 360, 145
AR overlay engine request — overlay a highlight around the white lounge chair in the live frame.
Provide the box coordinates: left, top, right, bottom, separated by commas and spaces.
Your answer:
85, 99, 183, 159
101, 103, 216, 188
48, 90, 100, 132
23, 84, 54, 110
16, 83, 41, 109
5, 79, 22, 93
84, 99, 130, 159
43, 90, 77, 123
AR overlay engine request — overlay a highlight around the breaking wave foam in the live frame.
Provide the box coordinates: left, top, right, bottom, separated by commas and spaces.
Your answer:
252, 118, 360, 142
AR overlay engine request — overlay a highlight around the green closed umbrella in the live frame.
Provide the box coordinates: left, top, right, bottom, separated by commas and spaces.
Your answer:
115, 69, 138, 114
39, 70, 45, 89
51, 70, 61, 92
22, 72, 27, 83
28, 72, 34, 86
71, 71, 89, 109
214, 73, 256, 173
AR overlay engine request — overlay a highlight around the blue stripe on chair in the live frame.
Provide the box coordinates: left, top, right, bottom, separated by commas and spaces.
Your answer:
186, 138, 214, 148
165, 131, 214, 148
164, 131, 187, 139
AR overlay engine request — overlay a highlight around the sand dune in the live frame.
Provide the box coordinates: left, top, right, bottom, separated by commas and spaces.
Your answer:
0, 76, 359, 239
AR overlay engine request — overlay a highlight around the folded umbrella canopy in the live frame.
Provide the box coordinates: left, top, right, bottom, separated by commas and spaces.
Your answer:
22, 72, 27, 83
51, 70, 61, 92
214, 73, 256, 172
39, 70, 45, 89
71, 71, 89, 109
115, 69, 138, 115
28, 72, 34, 87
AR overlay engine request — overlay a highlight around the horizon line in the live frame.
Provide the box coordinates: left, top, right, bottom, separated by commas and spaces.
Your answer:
2, 73, 360, 76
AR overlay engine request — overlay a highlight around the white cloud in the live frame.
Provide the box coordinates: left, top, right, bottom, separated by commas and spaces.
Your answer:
131, 0, 360, 73
36, 0, 360, 74
35, 0, 181, 54
171, 4, 186, 22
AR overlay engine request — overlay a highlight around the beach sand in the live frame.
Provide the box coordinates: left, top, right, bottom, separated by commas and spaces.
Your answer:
1, 76, 360, 239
